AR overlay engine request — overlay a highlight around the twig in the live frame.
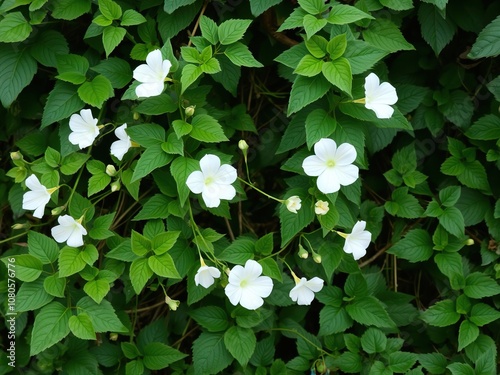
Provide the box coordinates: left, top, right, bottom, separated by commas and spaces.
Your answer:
187, 1, 209, 47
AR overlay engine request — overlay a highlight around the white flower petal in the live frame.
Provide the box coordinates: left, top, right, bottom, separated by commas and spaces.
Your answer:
110, 139, 131, 161
51, 224, 70, 244
186, 171, 205, 194
199, 154, 221, 176
145, 49, 164, 74
195, 265, 221, 288
364, 73, 380, 95
314, 138, 337, 161
365, 103, 394, 119
202, 187, 221, 208
51, 215, 86, 247
25, 174, 44, 191
239, 293, 264, 310
305, 277, 324, 292
302, 155, 326, 177
217, 184, 236, 201
215, 164, 237, 185
364, 73, 398, 119
133, 64, 158, 83
335, 143, 357, 165
333, 164, 360, 186
372, 82, 398, 105
115, 124, 129, 140
316, 169, 341, 194
136, 82, 164, 98
244, 259, 263, 279
225, 283, 243, 306
67, 227, 85, 248
343, 220, 371, 260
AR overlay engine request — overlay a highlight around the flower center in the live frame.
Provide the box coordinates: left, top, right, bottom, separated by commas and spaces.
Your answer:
204, 176, 214, 186
326, 159, 336, 168
240, 279, 249, 288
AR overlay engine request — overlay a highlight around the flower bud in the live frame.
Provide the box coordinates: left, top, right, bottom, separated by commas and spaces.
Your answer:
109, 333, 118, 341
465, 238, 474, 246
185, 105, 196, 118
12, 223, 30, 230
106, 164, 117, 177
10, 151, 23, 161
312, 250, 322, 264
111, 181, 121, 192
285, 196, 301, 214
165, 296, 180, 311
51, 206, 65, 215
133, 112, 140, 120
298, 244, 309, 259
238, 140, 249, 152
314, 200, 329, 215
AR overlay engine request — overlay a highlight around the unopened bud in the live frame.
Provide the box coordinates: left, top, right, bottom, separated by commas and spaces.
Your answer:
10, 151, 23, 161
312, 251, 322, 264
51, 206, 65, 215
12, 223, 30, 230
106, 164, 117, 177
111, 181, 121, 192
165, 296, 180, 311
298, 244, 309, 259
465, 238, 474, 246
133, 112, 140, 120
109, 333, 118, 341
185, 105, 196, 118
238, 140, 249, 152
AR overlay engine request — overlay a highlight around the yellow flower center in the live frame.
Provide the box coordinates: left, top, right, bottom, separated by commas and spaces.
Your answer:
326, 159, 336, 168
204, 176, 214, 186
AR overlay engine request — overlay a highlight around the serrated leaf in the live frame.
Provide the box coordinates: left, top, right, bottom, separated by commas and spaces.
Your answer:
294, 54, 323, 77
143, 343, 187, 370
91, 57, 132, 89
76, 296, 127, 332
51, 0, 91, 20
30, 302, 71, 355
418, 3, 456, 55
193, 332, 233, 374
69, 313, 96, 340
0, 44, 37, 108
180, 63, 203, 94
59, 247, 87, 277
421, 299, 460, 327
224, 326, 256, 366
387, 229, 433, 262
469, 303, 500, 326
319, 305, 353, 335
288, 74, 331, 116
148, 253, 181, 278
130, 257, 153, 294
44, 273, 66, 297
345, 296, 396, 328
464, 272, 500, 298
102, 25, 126, 57
218, 19, 252, 45
361, 327, 387, 354
190, 306, 229, 332
363, 19, 415, 52
190, 114, 228, 143
131, 144, 173, 182
224, 42, 263, 68
327, 4, 373, 24
468, 14, 500, 59
28, 231, 59, 264
303, 14, 327, 39
458, 320, 479, 351
321, 57, 352, 95
250, 0, 283, 17
0, 12, 32, 43
84, 279, 110, 304
41, 81, 85, 129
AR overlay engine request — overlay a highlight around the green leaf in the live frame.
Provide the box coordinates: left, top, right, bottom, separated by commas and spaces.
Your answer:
249, 0, 283, 17
327, 4, 373, 24
387, 229, 433, 263
158, 1, 199, 39
130, 258, 153, 294
200, 16, 219, 44
44, 273, 66, 297
361, 327, 387, 354
164, 0, 197, 13
172, 119, 193, 138
99, 0, 122, 20
0, 44, 37, 108
17, 279, 52, 312
84, 279, 110, 304
28, 231, 59, 264
464, 272, 500, 298
170, 156, 199, 206
201, 57, 221, 74
3, 254, 42, 282
88, 213, 115, 240
294, 54, 324, 77
363, 19, 415, 52
458, 320, 479, 351
421, 299, 460, 327
30, 302, 71, 355
259, 258, 282, 281
143, 342, 186, 370
447, 363, 475, 375
41, 81, 85, 129
133, 194, 171, 221
305, 35, 327, 58
51, 0, 91, 20
102, 26, 126, 57
303, 14, 327, 39
218, 237, 254, 264
298, 0, 325, 14
346, 296, 396, 328
60, 153, 90, 175
148, 253, 181, 278
29, 30, 69, 68
322, 58, 352, 95
180, 63, 203, 94
279, 190, 315, 247
418, 353, 448, 374
439, 186, 461, 207
388, 352, 418, 373
468, 14, 500, 59
193, 332, 232, 374
218, 19, 252, 45
224, 326, 256, 366
466, 114, 500, 140
385, 187, 424, 219
380, 0, 413, 10
288, 74, 331, 116
190, 306, 229, 332
224, 42, 263, 68
418, 3, 456, 55
438, 206, 465, 238
59, 247, 87, 277
469, 303, 500, 326
435, 252, 464, 285
120, 9, 146, 26
0, 12, 32, 43
339, 102, 412, 130
69, 313, 96, 340
91, 57, 132, 89
190, 114, 228, 143
327, 34, 347, 60
88, 173, 111, 196
76, 296, 127, 332
319, 305, 353, 335
212, 54, 241, 96
131, 144, 173, 182
255, 233, 274, 255
127, 123, 165, 147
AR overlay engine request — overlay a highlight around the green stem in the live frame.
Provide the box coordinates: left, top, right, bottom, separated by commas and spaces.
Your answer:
238, 177, 283, 203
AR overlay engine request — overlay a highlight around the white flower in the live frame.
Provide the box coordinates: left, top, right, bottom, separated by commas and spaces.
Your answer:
225, 259, 273, 310
22, 175, 55, 218
186, 154, 237, 208
302, 138, 359, 194
69, 109, 100, 149
133, 49, 172, 98
285, 195, 301, 214
315, 200, 329, 215
341, 220, 371, 260
110, 124, 131, 161
289, 274, 324, 305
364, 73, 398, 119
195, 259, 221, 288
51, 215, 87, 247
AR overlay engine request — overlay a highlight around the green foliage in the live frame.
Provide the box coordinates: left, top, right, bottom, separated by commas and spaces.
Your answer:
2, 0, 500, 373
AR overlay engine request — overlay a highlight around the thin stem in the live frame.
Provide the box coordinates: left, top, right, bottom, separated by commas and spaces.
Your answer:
238, 177, 283, 203
0, 231, 29, 244
187, 1, 209, 47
